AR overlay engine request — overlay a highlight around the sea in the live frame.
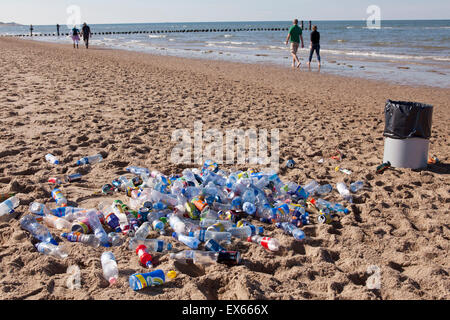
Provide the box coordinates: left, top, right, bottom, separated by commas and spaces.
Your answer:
1, 20, 449, 88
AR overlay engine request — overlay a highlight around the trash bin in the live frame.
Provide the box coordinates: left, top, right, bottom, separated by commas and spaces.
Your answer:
383, 100, 433, 169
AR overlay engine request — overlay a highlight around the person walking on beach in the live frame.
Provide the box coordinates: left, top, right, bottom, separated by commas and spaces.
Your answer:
56, 24, 60, 36
30, 24, 33, 36
71, 25, 80, 49
285, 19, 304, 69
81, 23, 92, 49
308, 25, 321, 71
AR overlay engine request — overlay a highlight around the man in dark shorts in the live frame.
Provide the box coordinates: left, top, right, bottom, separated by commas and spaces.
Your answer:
308, 25, 321, 70
81, 23, 92, 49
285, 19, 304, 69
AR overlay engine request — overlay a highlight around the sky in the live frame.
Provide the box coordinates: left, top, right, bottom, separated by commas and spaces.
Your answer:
0, 0, 449, 25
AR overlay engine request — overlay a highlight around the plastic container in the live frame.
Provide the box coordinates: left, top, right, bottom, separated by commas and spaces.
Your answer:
101, 252, 119, 285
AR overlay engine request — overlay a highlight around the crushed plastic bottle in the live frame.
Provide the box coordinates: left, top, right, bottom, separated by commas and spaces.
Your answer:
0, 196, 20, 219
101, 252, 119, 285
43, 215, 72, 231
35, 242, 68, 259
76, 154, 103, 166
128, 238, 172, 252
316, 184, 333, 195
336, 182, 353, 203
126, 166, 150, 177
172, 232, 200, 249
20, 215, 58, 245
276, 222, 305, 241
350, 181, 364, 193
61, 232, 101, 248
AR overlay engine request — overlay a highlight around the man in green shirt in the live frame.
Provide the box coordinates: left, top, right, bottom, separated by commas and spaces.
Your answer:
285, 19, 304, 69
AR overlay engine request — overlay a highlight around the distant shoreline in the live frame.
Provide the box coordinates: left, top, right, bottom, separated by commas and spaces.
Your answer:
0, 22, 22, 27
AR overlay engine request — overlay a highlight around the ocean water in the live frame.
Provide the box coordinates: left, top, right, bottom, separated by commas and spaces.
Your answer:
1, 20, 449, 88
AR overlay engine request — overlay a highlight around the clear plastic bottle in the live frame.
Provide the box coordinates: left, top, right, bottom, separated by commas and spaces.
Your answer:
350, 181, 364, 193
134, 222, 152, 239
20, 215, 58, 245
336, 182, 353, 203
170, 250, 241, 265
190, 229, 232, 244
61, 232, 101, 248
128, 238, 173, 252
302, 180, 319, 197
276, 222, 305, 241
200, 219, 235, 230
243, 202, 256, 215
76, 154, 103, 166
168, 214, 199, 235
227, 226, 252, 239
126, 166, 150, 177
43, 215, 72, 231
101, 252, 119, 285
247, 235, 280, 252
316, 184, 333, 195
45, 153, 60, 165
108, 232, 123, 247
314, 198, 349, 215
0, 196, 20, 219
29, 202, 51, 216
172, 232, 200, 249
86, 210, 109, 247
35, 242, 68, 259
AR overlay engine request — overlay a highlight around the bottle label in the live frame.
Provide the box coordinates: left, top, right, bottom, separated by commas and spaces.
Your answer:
260, 237, 270, 249
156, 240, 164, 252
198, 229, 206, 242
66, 232, 82, 242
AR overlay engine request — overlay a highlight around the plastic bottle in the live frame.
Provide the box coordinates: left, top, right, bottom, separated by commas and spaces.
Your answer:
129, 269, 165, 291
61, 232, 100, 248
134, 222, 152, 239
170, 250, 241, 266
51, 188, 67, 207
45, 153, 60, 165
168, 214, 199, 235
136, 245, 153, 268
350, 181, 364, 193
205, 239, 226, 253
276, 222, 305, 241
104, 212, 122, 233
247, 235, 280, 252
243, 202, 256, 215
190, 229, 232, 244
336, 182, 353, 203
76, 154, 103, 166
172, 232, 200, 249
52, 206, 87, 220
35, 242, 68, 259
238, 222, 264, 236
314, 198, 349, 215
108, 232, 123, 247
20, 215, 58, 245
200, 219, 235, 230
101, 252, 119, 285
126, 166, 150, 177
43, 215, 72, 231
86, 210, 110, 247
48, 173, 82, 184
146, 211, 166, 234
316, 184, 333, 195
227, 226, 252, 239
128, 238, 173, 252
302, 180, 319, 197
0, 196, 20, 219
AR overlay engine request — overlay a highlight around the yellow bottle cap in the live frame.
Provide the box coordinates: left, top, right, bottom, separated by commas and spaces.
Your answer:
167, 270, 177, 279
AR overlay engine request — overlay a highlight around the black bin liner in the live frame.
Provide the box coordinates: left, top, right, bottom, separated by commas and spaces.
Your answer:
383, 100, 433, 139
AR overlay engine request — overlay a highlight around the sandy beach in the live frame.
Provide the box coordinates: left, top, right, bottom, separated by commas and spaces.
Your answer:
0, 37, 449, 300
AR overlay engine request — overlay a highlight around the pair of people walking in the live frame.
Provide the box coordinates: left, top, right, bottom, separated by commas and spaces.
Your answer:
71, 23, 92, 49
285, 19, 321, 70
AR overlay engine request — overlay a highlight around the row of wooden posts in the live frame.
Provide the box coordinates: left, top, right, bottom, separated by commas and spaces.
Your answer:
2, 21, 314, 37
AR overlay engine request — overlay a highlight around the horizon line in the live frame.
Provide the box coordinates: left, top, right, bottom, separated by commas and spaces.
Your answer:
3, 18, 450, 26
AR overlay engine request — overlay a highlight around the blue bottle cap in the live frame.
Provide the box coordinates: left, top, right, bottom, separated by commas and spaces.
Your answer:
76, 160, 81, 166
171, 232, 178, 239
54, 160, 60, 165
258, 227, 264, 234
49, 239, 58, 246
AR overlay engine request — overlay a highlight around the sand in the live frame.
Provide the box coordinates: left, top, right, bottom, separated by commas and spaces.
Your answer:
0, 37, 449, 300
